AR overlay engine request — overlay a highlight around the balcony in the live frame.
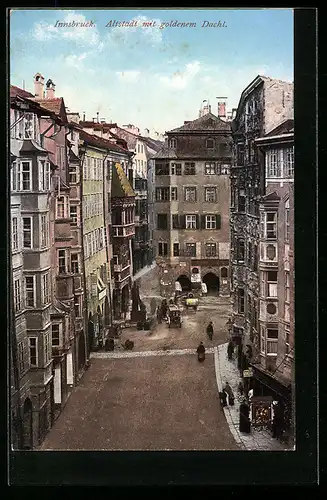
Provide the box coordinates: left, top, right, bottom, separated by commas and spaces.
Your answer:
114, 265, 131, 282
112, 223, 135, 237
114, 263, 129, 273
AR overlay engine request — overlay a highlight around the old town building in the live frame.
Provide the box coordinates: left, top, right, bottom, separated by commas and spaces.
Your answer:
153, 105, 232, 297
230, 75, 294, 439
10, 83, 60, 448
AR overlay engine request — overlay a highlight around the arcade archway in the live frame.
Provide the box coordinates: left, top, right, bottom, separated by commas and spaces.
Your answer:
177, 275, 192, 292
203, 272, 220, 295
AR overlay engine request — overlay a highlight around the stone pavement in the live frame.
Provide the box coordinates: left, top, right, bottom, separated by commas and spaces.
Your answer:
215, 343, 291, 451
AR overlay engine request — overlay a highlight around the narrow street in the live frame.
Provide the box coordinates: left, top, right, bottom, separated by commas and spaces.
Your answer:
40, 289, 240, 451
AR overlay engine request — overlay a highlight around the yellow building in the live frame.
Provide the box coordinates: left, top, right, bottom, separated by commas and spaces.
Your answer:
79, 130, 109, 352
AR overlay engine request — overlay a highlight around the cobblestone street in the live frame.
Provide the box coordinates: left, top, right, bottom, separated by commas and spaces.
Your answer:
40, 289, 240, 451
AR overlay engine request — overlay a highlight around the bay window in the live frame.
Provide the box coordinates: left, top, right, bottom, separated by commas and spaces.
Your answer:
261, 212, 277, 239
44, 331, 51, 364
29, 337, 38, 367
285, 147, 294, 177
56, 196, 68, 219
21, 161, 32, 191
69, 165, 78, 184
285, 199, 290, 241
40, 214, 49, 248
42, 273, 50, 305
266, 270, 278, 297
22, 217, 32, 248
285, 271, 290, 303
11, 161, 20, 191
18, 341, 24, 373
25, 276, 35, 307
38, 159, 50, 191
12, 217, 18, 251
266, 328, 278, 356
52, 324, 61, 347
14, 278, 22, 312
58, 249, 67, 274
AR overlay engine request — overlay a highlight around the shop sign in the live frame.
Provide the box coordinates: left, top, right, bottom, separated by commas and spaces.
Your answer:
243, 368, 253, 378
98, 288, 107, 300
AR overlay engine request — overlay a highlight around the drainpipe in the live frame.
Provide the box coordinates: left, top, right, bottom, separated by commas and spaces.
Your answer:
79, 143, 89, 363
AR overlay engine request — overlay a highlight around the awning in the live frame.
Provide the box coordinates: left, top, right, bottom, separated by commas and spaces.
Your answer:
250, 363, 292, 400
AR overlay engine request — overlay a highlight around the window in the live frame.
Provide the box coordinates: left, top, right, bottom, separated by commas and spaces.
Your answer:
205, 187, 217, 202
21, 161, 32, 191
184, 162, 196, 175
238, 192, 246, 212
155, 187, 170, 201
266, 328, 278, 356
205, 242, 216, 257
266, 212, 277, 239
172, 214, 180, 229
285, 147, 294, 177
247, 241, 253, 267
70, 205, 78, 226
155, 163, 170, 175
237, 239, 245, 261
168, 138, 176, 148
42, 273, 50, 304
285, 329, 290, 354
184, 187, 197, 202
25, 276, 35, 307
40, 214, 49, 248
171, 187, 178, 201
185, 243, 196, 257
173, 243, 180, 256
285, 271, 290, 303
260, 326, 265, 354
44, 332, 51, 364
157, 214, 168, 230
12, 217, 18, 251
206, 138, 214, 149
69, 165, 78, 184
58, 249, 67, 274
22, 217, 32, 248
24, 113, 34, 139
56, 196, 67, 219
29, 337, 38, 366
186, 215, 197, 229
205, 215, 216, 229
238, 288, 245, 313
18, 341, 24, 373
285, 199, 290, 241
14, 279, 22, 312
237, 143, 245, 165
266, 149, 280, 177
171, 163, 182, 175
221, 164, 230, 175
205, 162, 216, 175
11, 161, 20, 191
158, 242, 168, 256
38, 160, 50, 191
267, 271, 278, 297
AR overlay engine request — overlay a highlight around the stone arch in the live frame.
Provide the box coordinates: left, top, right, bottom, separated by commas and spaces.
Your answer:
177, 274, 192, 292
22, 398, 33, 450
203, 272, 220, 295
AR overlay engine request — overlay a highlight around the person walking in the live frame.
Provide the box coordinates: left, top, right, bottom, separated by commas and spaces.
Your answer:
196, 341, 206, 362
219, 390, 228, 408
239, 400, 251, 433
227, 341, 234, 360
206, 321, 213, 341
224, 381, 235, 406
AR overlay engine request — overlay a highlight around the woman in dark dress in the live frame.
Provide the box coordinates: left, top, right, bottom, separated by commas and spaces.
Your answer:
227, 341, 234, 360
239, 401, 251, 433
196, 342, 206, 362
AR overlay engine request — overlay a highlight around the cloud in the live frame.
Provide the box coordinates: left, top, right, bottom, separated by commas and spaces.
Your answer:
159, 60, 201, 90
115, 70, 141, 83
64, 52, 89, 69
106, 15, 163, 47
33, 11, 103, 50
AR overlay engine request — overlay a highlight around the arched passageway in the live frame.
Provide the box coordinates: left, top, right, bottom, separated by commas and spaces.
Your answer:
177, 275, 192, 292
203, 272, 220, 295
22, 398, 33, 450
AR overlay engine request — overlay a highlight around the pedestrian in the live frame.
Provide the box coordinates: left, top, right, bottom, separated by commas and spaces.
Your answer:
227, 341, 234, 360
224, 382, 235, 406
238, 381, 244, 396
272, 402, 283, 439
239, 400, 251, 433
206, 321, 213, 341
196, 341, 206, 362
219, 391, 227, 408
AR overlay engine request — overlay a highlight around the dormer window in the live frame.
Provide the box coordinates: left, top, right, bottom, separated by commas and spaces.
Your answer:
206, 138, 214, 149
168, 138, 177, 149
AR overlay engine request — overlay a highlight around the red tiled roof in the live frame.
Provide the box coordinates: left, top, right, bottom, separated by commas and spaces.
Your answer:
79, 121, 118, 129
10, 85, 34, 99
79, 129, 132, 155
33, 98, 62, 115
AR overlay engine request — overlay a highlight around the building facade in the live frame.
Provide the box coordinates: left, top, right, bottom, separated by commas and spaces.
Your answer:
230, 75, 294, 440
153, 109, 232, 297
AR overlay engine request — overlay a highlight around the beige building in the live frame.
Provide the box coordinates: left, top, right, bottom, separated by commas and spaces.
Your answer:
153, 108, 233, 296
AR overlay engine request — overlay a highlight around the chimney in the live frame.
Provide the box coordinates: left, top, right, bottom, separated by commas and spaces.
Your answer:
101, 118, 106, 124
217, 97, 227, 118
83, 112, 86, 121
96, 112, 99, 123
34, 73, 45, 98
45, 79, 56, 99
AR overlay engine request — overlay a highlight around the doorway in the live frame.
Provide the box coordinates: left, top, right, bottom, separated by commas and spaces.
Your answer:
202, 272, 220, 295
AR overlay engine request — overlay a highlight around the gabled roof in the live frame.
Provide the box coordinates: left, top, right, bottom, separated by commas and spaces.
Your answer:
32, 97, 68, 123
10, 85, 34, 99
151, 145, 178, 160
168, 112, 231, 134
265, 119, 294, 137
79, 129, 132, 155
112, 162, 135, 198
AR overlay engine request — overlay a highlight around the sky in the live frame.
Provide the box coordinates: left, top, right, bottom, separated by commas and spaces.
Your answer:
10, 8, 294, 134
